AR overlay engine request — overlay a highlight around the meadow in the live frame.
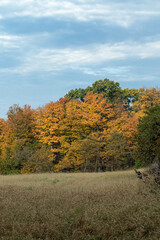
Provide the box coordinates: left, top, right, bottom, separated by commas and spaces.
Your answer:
0, 170, 160, 240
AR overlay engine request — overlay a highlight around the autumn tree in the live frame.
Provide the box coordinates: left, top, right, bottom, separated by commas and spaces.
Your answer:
54, 93, 115, 171
104, 101, 141, 169
0, 119, 6, 158
21, 145, 52, 173
0, 105, 37, 173
81, 92, 115, 132
54, 132, 105, 172
102, 131, 128, 171
132, 87, 160, 112
77, 133, 105, 172
7, 104, 36, 146
35, 98, 68, 163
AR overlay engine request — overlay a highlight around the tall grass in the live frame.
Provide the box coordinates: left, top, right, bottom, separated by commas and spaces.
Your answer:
0, 170, 160, 240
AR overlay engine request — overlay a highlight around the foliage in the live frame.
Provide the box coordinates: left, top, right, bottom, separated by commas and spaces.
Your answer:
35, 98, 68, 162
66, 78, 139, 109
132, 87, 160, 112
7, 104, 36, 146
66, 78, 122, 102
21, 145, 53, 173
0, 79, 160, 173
135, 105, 160, 167
0, 147, 20, 174
102, 131, 128, 170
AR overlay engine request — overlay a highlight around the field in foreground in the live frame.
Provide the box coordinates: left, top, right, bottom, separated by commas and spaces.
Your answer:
0, 171, 160, 240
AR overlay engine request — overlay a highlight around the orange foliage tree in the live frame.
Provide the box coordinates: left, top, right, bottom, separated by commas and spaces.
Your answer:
7, 104, 36, 146
133, 87, 160, 112
35, 98, 68, 163
54, 93, 115, 171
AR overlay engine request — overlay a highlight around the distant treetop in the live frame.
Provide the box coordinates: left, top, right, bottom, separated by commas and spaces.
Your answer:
65, 78, 139, 110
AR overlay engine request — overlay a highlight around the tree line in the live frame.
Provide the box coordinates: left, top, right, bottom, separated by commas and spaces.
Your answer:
0, 78, 160, 174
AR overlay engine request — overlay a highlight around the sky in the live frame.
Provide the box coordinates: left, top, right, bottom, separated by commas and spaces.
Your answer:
0, 0, 160, 118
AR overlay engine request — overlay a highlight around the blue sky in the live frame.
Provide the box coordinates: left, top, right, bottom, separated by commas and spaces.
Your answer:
0, 0, 160, 118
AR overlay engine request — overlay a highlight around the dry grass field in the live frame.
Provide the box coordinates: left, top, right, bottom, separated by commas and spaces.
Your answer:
0, 170, 160, 240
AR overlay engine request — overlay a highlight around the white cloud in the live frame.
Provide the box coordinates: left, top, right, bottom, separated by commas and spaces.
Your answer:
0, 34, 24, 49
25, 41, 160, 72
0, 0, 160, 27
78, 66, 131, 76
0, 40, 160, 75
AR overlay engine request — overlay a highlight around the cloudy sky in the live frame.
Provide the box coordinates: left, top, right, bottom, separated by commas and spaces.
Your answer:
0, 0, 160, 118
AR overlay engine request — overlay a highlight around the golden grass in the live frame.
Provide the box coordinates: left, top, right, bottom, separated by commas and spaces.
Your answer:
0, 170, 160, 240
